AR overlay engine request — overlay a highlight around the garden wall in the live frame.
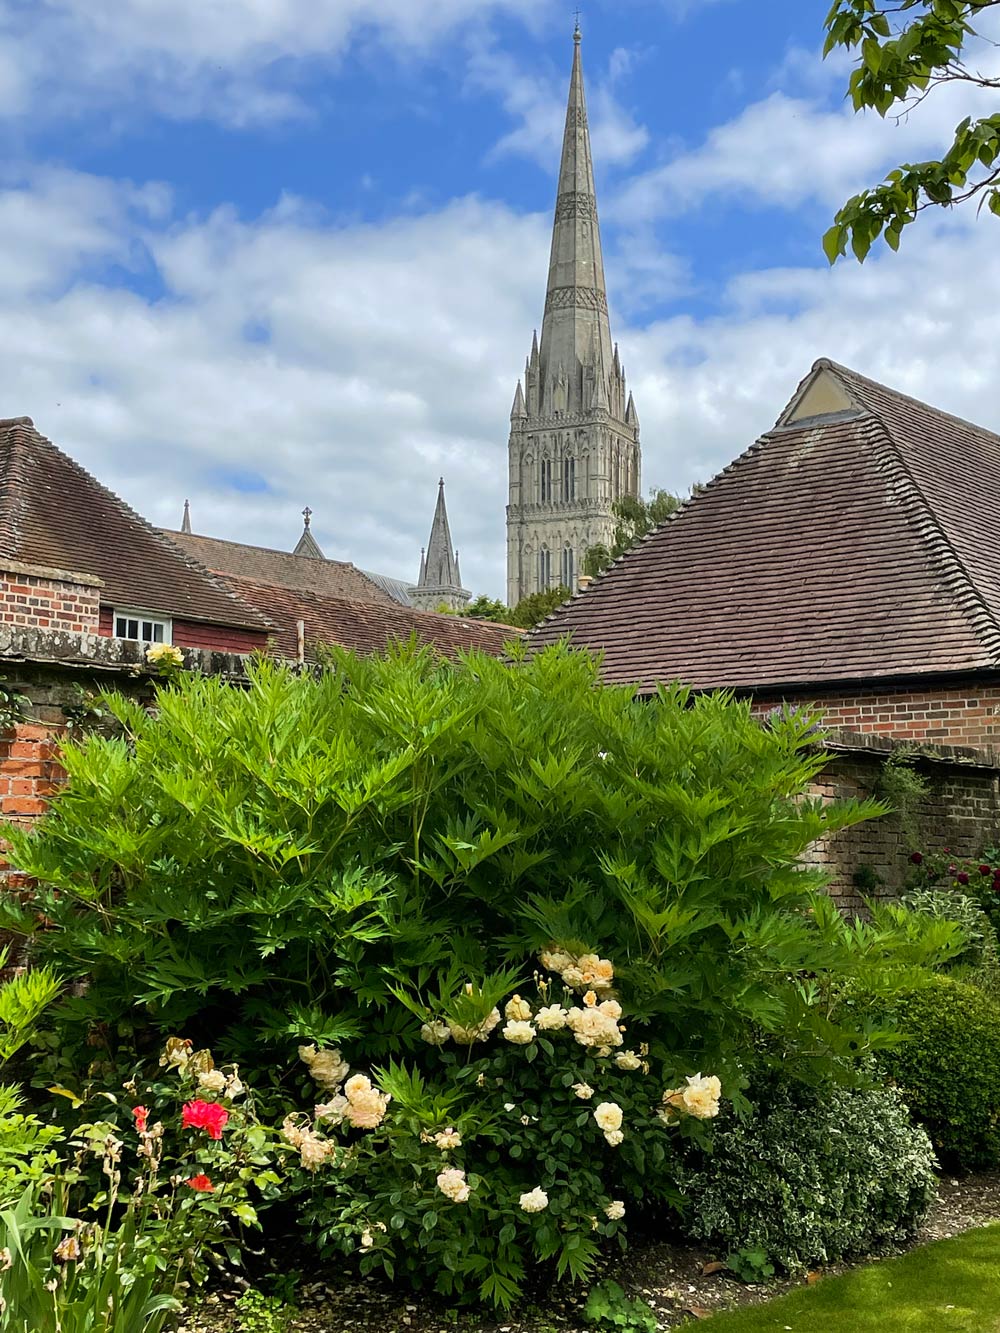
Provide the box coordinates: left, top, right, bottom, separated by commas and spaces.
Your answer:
809, 731, 1000, 914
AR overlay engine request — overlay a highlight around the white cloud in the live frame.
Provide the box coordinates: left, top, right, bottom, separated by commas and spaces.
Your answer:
0, 0, 555, 127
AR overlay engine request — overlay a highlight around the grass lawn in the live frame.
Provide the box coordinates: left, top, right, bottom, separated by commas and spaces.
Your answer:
704, 1224, 1000, 1331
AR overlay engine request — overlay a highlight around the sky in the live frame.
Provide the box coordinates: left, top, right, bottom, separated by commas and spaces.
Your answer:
1, 0, 998, 600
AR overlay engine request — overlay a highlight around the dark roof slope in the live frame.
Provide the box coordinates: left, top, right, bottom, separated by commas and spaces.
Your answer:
0, 417, 269, 632
530, 359, 1000, 691
165, 529, 394, 606
224, 574, 521, 661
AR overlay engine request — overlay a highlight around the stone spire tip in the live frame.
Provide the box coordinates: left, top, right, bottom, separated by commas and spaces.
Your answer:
181, 498, 192, 534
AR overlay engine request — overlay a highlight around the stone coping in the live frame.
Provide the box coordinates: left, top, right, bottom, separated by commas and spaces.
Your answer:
0, 624, 251, 680
820, 726, 1000, 772
0, 559, 104, 588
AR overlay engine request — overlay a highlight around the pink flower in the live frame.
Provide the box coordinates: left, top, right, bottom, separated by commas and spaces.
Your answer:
181, 1099, 229, 1141
132, 1105, 149, 1134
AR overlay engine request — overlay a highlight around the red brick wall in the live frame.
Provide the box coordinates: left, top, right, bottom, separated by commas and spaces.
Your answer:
751, 683, 1000, 750
0, 565, 100, 634
0, 723, 65, 828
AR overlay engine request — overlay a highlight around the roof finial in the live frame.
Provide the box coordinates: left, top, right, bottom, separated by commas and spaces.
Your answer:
573, 7, 581, 40
302, 505, 312, 528
181, 498, 192, 534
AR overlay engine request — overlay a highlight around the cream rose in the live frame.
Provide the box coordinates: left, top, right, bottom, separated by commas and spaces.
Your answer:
504, 995, 533, 1022
502, 1020, 536, 1045
535, 1004, 568, 1031
593, 1102, 623, 1133
605, 1201, 626, 1220
604, 1128, 624, 1147
572, 1082, 594, 1100
682, 1073, 722, 1120
420, 1020, 451, 1046
437, 1167, 471, 1203
519, 1187, 549, 1213
615, 1051, 642, 1071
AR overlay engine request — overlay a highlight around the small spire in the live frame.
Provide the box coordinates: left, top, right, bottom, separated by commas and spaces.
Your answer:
511, 379, 527, 420
181, 498, 192, 534
293, 505, 325, 559
410, 479, 469, 611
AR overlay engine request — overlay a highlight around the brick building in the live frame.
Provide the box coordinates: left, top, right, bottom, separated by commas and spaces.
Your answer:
531, 359, 1000, 897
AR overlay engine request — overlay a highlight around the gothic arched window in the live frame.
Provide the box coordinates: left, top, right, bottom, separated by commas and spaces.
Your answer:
538, 547, 552, 590
539, 458, 553, 503
563, 456, 575, 501
561, 545, 575, 590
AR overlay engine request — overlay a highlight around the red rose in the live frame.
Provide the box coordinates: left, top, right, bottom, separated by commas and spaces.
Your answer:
909, 852, 924, 865
980, 865, 992, 876
957, 872, 970, 885
132, 1105, 149, 1135
948, 863, 957, 875
181, 1099, 229, 1141
185, 1174, 214, 1192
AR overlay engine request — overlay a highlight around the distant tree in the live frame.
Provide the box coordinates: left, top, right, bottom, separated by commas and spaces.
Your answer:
584, 488, 690, 576
823, 1, 1000, 262
464, 594, 512, 623
509, 587, 572, 629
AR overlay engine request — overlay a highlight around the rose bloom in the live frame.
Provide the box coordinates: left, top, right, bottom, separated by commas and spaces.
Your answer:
132, 1105, 149, 1135
572, 1082, 594, 1100
315, 1094, 348, 1125
299, 1044, 350, 1092
909, 852, 923, 865
198, 1069, 227, 1094
535, 1004, 568, 1031
519, 1187, 549, 1213
181, 1099, 229, 1140
437, 1168, 471, 1203
502, 1020, 536, 1045
540, 950, 575, 974
605, 1201, 625, 1220
604, 1128, 624, 1147
615, 1051, 642, 1071
562, 965, 586, 990
682, 1073, 722, 1120
344, 1082, 390, 1130
505, 995, 533, 1022
433, 1127, 462, 1151
593, 1102, 623, 1133
185, 1174, 214, 1192
420, 1020, 451, 1046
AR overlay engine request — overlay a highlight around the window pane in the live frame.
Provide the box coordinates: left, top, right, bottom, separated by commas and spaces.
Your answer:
152, 623, 164, 642
127, 619, 139, 639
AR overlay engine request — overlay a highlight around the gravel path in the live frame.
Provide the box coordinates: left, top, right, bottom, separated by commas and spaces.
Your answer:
180, 1172, 1000, 1333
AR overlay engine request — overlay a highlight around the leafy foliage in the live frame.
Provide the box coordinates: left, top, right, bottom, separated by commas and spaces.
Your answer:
823, 0, 1000, 260
874, 974, 1000, 1170
0, 645, 949, 1096
583, 1279, 658, 1331
874, 748, 931, 847
0, 677, 31, 732
464, 595, 513, 624
584, 489, 688, 576
675, 1074, 937, 1271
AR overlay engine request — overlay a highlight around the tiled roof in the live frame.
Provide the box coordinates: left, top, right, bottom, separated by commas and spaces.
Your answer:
165, 529, 394, 606
222, 574, 522, 661
360, 569, 414, 607
0, 417, 270, 632
530, 359, 1000, 692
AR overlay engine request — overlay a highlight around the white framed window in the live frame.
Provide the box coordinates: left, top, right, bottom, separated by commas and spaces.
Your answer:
113, 610, 172, 643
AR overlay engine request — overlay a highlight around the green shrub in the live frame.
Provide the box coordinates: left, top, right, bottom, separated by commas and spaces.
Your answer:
899, 887, 999, 971
674, 1076, 937, 1271
877, 975, 1000, 1170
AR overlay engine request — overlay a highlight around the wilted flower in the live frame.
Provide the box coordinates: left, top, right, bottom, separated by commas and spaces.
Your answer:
605, 1201, 626, 1220
436, 1167, 471, 1203
502, 1020, 536, 1045
159, 1037, 192, 1070
615, 1051, 642, 1071
505, 995, 533, 1022
604, 1129, 624, 1147
572, 1082, 594, 1100
52, 1234, 82, 1264
540, 949, 575, 974
420, 1020, 451, 1046
197, 1069, 227, 1094
0, 1248, 11, 1272
433, 1127, 462, 1151
299, 1045, 350, 1093
519, 1187, 549, 1213
315, 1095, 348, 1125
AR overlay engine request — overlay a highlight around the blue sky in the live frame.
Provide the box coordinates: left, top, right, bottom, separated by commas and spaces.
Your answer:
1, 0, 998, 598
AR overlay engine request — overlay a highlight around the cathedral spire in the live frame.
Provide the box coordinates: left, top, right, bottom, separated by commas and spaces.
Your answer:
181, 499, 192, 534
409, 479, 470, 613
538, 25, 613, 416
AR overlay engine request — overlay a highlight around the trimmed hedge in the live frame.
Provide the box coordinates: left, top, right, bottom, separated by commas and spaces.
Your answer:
879, 975, 1000, 1171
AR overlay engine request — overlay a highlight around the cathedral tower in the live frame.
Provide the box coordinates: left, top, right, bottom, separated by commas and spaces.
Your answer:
505, 27, 640, 607
410, 479, 470, 613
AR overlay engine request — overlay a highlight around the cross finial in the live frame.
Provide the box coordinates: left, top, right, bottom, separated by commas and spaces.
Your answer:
302, 505, 312, 528
573, 7, 581, 39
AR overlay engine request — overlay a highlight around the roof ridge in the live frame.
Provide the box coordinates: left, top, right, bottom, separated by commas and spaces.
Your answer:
820, 358, 1000, 447
824, 366, 1000, 665
162, 527, 359, 572
19, 426, 271, 632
